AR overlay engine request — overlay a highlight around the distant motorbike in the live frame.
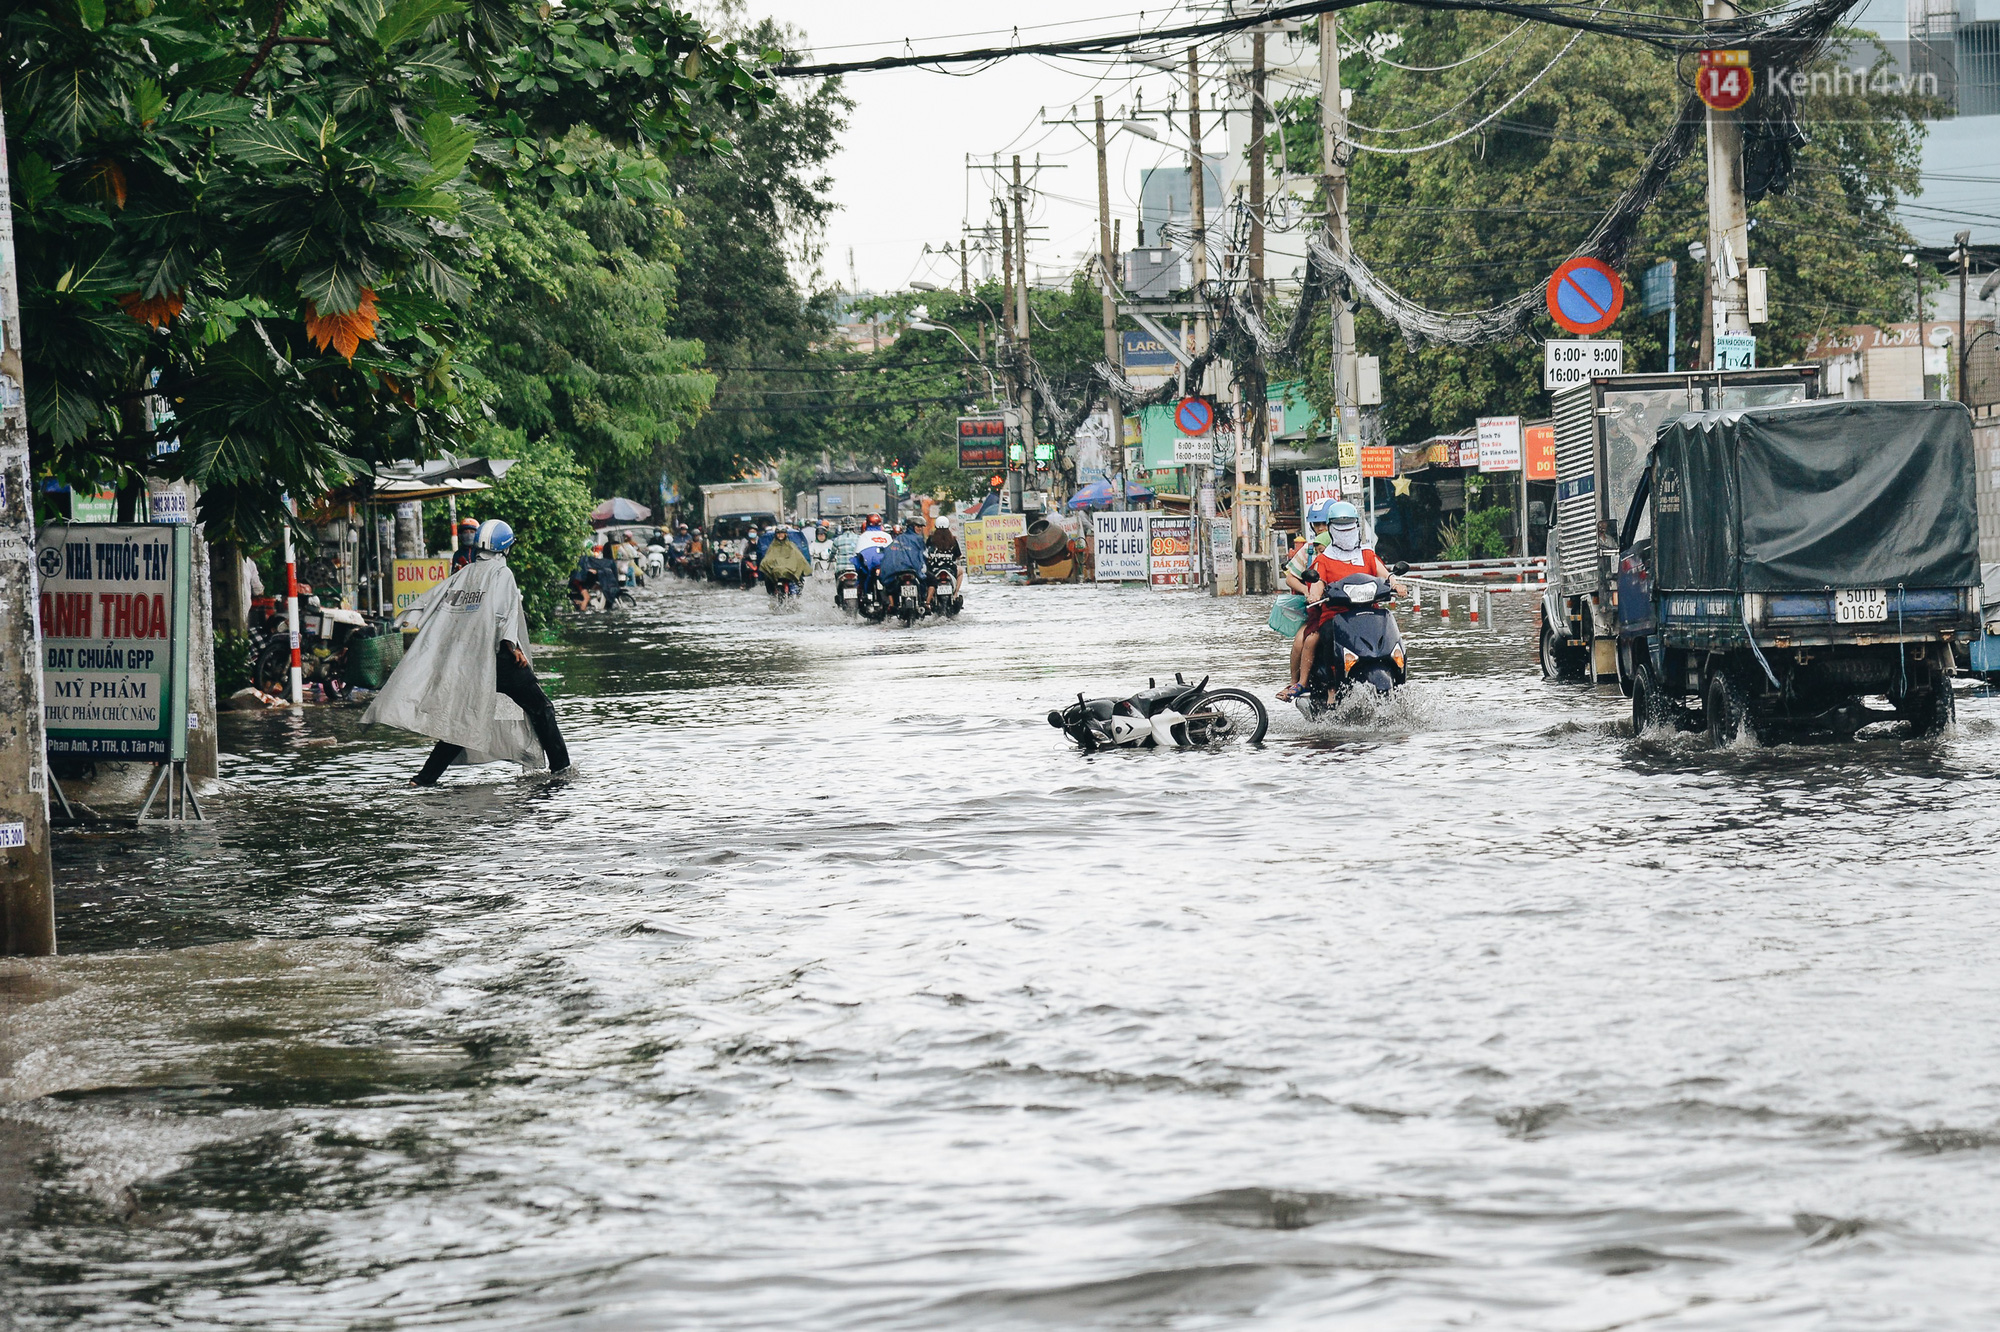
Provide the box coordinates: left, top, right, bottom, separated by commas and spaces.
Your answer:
834, 566, 859, 613
925, 552, 965, 618
1048, 674, 1268, 749
250, 594, 377, 697
1294, 567, 1409, 721
646, 541, 666, 579
855, 572, 889, 623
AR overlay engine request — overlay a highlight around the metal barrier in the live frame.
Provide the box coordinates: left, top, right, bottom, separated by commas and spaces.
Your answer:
1400, 573, 1545, 630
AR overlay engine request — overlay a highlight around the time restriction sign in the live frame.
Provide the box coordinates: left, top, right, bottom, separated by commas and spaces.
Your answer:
1697, 50, 1753, 111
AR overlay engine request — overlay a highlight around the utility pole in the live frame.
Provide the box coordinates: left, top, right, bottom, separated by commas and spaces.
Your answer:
0, 100, 56, 956
1094, 96, 1123, 513
960, 237, 971, 297
1012, 155, 1037, 512
1703, 0, 1752, 355
1247, 30, 1272, 592
1956, 229, 1971, 404
1320, 19, 1360, 443
1187, 47, 1217, 590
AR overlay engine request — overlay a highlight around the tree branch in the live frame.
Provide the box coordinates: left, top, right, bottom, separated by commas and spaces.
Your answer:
233, 0, 292, 97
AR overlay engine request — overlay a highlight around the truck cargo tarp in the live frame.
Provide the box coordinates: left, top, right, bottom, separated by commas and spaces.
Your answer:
1652, 400, 1978, 592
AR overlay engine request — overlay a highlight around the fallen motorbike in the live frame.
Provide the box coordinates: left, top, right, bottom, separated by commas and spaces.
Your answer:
1294, 568, 1409, 721
1048, 674, 1268, 749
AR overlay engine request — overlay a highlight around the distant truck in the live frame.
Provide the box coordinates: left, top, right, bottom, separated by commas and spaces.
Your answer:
1599, 398, 1981, 742
811, 470, 894, 526
1539, 367, 1820, 681
699, 480, 785, 583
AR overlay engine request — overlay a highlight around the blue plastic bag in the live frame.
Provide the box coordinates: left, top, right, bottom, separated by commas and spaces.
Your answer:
1268, 593, 1308, 638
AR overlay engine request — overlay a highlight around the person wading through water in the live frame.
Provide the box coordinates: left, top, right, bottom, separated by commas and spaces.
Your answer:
365, 519, 573, 786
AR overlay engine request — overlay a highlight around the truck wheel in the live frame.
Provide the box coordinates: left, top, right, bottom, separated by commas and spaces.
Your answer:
1704, 671, 1758, 748
1540, 622, 1586, 682
1897, 668, 1955, 737
1631, 662, 1670, 735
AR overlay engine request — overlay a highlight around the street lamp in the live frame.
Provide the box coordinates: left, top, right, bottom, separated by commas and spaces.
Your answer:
907, 320, 1001, 399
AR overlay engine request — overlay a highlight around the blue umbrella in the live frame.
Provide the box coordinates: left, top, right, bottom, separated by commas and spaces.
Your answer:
1067, 479, 1154, 510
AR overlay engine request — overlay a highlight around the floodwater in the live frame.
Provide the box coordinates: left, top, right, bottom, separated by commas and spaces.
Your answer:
6, 575, 2000, 1330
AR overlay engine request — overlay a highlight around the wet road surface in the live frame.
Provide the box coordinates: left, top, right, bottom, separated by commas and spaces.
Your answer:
6, 575, 2000, 1329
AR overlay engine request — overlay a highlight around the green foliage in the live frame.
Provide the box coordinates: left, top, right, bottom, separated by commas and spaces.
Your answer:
466, 192, 715, 499
3, 0, 772, 541
454, 434, 596, 628
907, 446, 974, 504
1274, 11, 1927, 443
214, 630, 251, 698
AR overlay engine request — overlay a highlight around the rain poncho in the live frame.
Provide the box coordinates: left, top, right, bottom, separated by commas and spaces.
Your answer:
363, 555, 546, 769
879, 532, 928, 579
760, 532, 812, 581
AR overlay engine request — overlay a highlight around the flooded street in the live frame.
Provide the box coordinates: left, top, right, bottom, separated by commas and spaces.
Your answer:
7, 577, 2000, 1330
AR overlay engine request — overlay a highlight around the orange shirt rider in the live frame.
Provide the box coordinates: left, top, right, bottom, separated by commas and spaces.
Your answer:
1305, 546, 1392, 632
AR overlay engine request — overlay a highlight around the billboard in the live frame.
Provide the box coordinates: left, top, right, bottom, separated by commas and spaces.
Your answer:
1148, 515, 1197, 587
37, 523, 192, 761
1121, 330, 1178, 377
957, 415, 1009, 470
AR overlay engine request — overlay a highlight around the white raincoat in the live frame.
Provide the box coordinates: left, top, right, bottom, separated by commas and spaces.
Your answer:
363, 554, 545, 768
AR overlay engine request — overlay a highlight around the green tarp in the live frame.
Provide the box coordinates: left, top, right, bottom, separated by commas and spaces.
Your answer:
1652, 399, 1978, 593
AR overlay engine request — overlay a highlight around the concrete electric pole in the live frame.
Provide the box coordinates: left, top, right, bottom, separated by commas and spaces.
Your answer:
1703, 0, 1752, 351
0, 99, 57, 956
1186, 47, 1217, 590
1012, 155, 1037, 509
1320, 19, 1360, 420
1246, 30, 1273, 592
1094, 96, 1124, 513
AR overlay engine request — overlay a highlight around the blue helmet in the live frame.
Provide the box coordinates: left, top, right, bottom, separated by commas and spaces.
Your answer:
1306, 499, 1337, 525
474, 518, 515, 554
1327, 501, 1361, 527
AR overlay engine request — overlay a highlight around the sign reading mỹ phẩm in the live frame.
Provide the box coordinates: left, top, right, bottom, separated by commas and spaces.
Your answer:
37, 523, 192, 761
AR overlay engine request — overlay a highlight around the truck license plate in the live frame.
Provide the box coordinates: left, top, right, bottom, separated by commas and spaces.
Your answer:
1834, 588, 1888, 624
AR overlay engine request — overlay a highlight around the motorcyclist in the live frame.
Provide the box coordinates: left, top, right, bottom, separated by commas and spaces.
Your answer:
923, 520, 961, 609
852, 513, 893, 601
879, 523, 930, 608
449, 517, 480, 573
1287, 501, 1399, 699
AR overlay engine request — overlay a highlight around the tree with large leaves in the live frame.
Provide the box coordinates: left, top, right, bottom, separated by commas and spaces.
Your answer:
3, 0, 771, 541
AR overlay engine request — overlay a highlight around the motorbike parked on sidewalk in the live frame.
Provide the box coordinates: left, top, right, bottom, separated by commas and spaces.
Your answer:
1048, 674, 1268, 749
1294, 568, 1409, 721
250, 594, 378, 697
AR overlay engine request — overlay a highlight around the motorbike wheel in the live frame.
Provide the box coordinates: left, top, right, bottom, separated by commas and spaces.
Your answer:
944, 596, 963, 618
1181, 688, 1269, 745
253, 637, 293, 694
860, 598, 887, 624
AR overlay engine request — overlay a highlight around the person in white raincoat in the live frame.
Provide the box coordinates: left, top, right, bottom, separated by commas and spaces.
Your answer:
364, 519, 572, 785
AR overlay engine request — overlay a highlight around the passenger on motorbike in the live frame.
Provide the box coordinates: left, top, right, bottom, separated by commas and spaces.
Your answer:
852, 514, 893, 599
923, 521, 961, 608
1286, 502, 1400, 699
1275, 506, 1333, 700
450, 517, 480, 573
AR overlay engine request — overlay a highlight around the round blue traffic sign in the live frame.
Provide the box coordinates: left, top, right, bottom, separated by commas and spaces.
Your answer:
1546, 257, 1625, 336
1175, 396, 1213, 436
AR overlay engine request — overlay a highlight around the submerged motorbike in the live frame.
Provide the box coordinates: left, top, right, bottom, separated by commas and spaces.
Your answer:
1295, 569, 1409, 720
1048, 674, 1269, 749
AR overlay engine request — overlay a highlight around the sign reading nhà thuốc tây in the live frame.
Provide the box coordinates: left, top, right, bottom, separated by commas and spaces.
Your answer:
36, 523, 192, 761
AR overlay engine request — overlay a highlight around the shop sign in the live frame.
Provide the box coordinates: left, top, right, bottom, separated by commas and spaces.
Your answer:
1526, 423, 1557, 481
1148, 514, 1197, 588
1477, 416, 1524, 472
957, 414, 1011, 470
1092, 511, 1150, 581
393, 556, 453, 613
963, 519, 986, 570
1298, 468, 1342, 511
71, 489, 116, 522
1360, 446, 1396, 479
982, 513, 1026, 570
36, 523, 192, 762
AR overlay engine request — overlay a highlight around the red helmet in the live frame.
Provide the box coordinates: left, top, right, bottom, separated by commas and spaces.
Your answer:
866, 513, 881, 525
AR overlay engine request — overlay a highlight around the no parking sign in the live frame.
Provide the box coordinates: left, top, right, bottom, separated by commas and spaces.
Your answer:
1545, 258, 1625, 336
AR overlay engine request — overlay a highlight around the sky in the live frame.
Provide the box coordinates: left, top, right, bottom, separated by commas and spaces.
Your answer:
747, 0, 1992, 296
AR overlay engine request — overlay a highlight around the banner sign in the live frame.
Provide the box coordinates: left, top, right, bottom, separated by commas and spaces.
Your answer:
1543, 339, 1623, 391
1298, 468, 1342, 512
1092, 511, 1150, 581
981, 513, 1026, 570
70, 489, 115, 522
1526, 423, 1557, 481
37, 523, 192, 761
957, 414, 1010, 470
1208, 518, 1236, 595
1121, 330, 1178, 376
1148, 514, 1197, 588
1360, 446, 1396, 479
1477, 416, 1524, 472
962, 519, 986, 570
393, 556, 452, 613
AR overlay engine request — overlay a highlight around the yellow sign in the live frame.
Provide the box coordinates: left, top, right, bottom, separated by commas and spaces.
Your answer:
962, 520, 986, 571
1337, 440, 1360, 469
392, 557, 452, 612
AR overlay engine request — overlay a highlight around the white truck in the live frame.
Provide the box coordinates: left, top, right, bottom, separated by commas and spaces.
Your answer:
698, 480, 785, 531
